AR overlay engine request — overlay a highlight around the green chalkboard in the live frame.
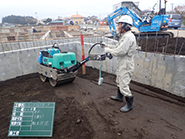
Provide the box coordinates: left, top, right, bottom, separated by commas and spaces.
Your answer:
8, 102, 55, 137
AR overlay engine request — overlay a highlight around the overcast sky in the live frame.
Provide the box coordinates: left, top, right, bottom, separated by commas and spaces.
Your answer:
0, 0, 184, 22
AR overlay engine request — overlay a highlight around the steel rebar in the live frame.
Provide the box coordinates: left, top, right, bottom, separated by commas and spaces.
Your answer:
164, 36, 169, 60
154, 31, 158, 53
174, 31, 179, 60
32, 35, 36, 52
17, 41, 21, 53
156, 40, 159, 53
178, 42, 184, 55
25, 41, 28, 51
10, 42, 14, 53
145, 34, 148, 57
1, 42, 5, 56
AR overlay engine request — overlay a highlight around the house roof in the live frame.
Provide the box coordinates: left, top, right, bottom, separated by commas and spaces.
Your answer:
51, 21, 63, 23
71, 15, 84, 18
64, 17, 71, 20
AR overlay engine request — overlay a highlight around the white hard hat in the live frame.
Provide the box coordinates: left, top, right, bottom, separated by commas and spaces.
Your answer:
117, 15, 133, 25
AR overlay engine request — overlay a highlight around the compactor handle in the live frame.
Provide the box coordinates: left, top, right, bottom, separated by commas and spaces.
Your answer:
52, 43, 62, 52
106, 53, 113, 59
88, 42, 113, 60
88, 42, 102, 55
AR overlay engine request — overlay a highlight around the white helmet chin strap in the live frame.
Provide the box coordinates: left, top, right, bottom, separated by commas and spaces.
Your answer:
120, 23, 126, 33
118, 23, 126, 39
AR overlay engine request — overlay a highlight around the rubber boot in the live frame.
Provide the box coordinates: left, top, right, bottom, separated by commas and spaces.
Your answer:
110, 88, 123, 102
120, 95, 134, 112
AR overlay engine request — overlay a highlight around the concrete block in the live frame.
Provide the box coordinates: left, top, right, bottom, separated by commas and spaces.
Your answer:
171, 56, 185, 97
19, 49, 38, 75
132, 51, 144, 81
0, 52, 22, 81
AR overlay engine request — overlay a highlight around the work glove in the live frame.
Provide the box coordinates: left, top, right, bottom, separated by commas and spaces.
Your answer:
104, 47, 111, 53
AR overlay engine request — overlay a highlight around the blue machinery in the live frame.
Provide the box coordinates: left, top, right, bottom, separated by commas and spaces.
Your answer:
107, 6, 173, 39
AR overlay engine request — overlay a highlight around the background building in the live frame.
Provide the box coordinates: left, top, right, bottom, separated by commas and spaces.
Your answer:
71, 15, 85, 25
50, 20, 64, 26
113, 1, 141, 17
99, 21, 108, 26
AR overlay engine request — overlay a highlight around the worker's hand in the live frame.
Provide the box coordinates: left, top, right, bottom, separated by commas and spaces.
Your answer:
104, 47, 111, 53
100, 42, 106, 48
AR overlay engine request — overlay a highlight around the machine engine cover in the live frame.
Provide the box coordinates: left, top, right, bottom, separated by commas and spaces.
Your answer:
42, 48, 60, 65
52, 52, 77, 69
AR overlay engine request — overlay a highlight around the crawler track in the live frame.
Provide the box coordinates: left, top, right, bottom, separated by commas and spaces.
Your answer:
134, 31, 174, 39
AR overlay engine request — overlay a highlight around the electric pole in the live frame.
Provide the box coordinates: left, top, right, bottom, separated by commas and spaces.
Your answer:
171, 3, 174, 13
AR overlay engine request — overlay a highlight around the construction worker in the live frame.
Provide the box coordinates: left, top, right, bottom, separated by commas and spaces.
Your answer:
103, 15, 136, 112
32, 27, 37, 33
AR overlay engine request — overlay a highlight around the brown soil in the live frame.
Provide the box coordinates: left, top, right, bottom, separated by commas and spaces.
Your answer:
138, 37, 185, 55
0, 66, 185, 139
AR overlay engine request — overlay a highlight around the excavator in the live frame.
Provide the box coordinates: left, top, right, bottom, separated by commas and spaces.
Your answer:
108, 1, 174, 39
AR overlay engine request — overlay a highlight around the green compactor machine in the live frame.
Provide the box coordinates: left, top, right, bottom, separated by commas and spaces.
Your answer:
38, 43, 112, 87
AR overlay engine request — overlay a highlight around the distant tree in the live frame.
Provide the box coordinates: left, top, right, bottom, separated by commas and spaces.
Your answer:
2, 15, 37, 25
43, 18, 52, 24
84, 16, 100, 23
174, 5, 185, 19
86, 16, 91, 20
91, 15, 99, 23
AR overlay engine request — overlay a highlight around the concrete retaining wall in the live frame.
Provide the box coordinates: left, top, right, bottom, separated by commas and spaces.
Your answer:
81, 41, 185, 98
0, 37, 184, 98
133, 52, 185, 97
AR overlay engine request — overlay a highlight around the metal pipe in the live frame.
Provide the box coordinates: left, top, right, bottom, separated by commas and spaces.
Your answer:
164, 0, 167, 14
159, 0, 161, 13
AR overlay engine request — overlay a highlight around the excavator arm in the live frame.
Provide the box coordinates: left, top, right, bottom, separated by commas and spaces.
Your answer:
108, 6, 142, 38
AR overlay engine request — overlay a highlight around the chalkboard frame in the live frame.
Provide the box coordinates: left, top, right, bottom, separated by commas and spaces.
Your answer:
7, 102, 55, 137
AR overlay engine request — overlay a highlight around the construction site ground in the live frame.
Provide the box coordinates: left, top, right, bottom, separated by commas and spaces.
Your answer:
0, 67, 185, 139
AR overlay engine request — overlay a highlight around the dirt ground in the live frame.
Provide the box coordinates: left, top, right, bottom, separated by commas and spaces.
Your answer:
138, 37, 185, 55
0, 67, 185, 139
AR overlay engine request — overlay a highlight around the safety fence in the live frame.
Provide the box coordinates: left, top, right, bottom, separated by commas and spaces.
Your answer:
0, 35, 117, 53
